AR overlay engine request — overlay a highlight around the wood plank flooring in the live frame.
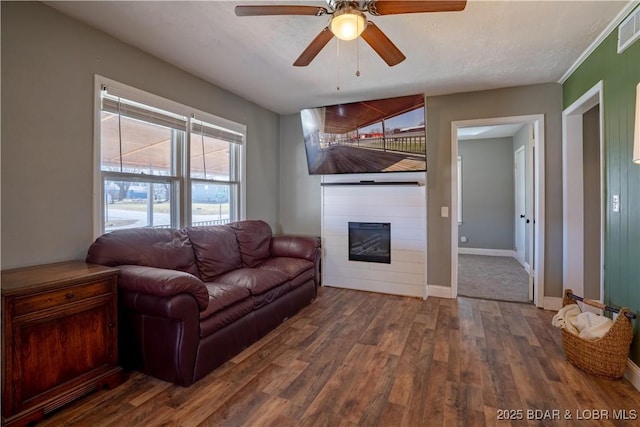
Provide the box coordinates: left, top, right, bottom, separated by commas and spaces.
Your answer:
40, 287, 640, 426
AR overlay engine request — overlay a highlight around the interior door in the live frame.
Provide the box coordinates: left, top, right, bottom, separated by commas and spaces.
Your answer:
515, 146, 526, 266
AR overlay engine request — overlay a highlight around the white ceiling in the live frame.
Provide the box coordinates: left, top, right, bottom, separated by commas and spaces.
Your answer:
46, 0, 631, 115
457, 123, 525, 140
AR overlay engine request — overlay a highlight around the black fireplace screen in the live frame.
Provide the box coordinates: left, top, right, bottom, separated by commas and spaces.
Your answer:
348, 222, 391, 264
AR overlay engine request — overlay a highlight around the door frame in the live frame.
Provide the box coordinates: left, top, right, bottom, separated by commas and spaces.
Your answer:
514, 145, 527, 268
562, 81, 605, 302
451, 114, 545, 307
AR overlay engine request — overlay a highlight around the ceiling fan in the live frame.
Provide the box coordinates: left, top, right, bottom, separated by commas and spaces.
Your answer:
235, 1, 467, 67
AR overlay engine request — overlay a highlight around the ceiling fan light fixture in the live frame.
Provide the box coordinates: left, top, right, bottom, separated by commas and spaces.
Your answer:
330, 8, 366, 41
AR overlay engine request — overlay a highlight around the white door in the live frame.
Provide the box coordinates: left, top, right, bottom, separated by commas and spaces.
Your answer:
515, 146, 526, 266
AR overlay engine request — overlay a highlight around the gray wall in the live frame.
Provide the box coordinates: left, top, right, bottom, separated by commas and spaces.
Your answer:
1, 2, 280, 268
458, 137, 515, 250
279, 83, 563, 297
278, 114, 321, 236
426, 83, 563, 296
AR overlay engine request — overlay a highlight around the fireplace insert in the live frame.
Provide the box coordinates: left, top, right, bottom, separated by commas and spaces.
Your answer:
348, 222, 391, 264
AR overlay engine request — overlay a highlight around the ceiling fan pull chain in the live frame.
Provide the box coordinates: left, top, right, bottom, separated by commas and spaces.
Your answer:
356, 32, 361, 77
356, 13, 361, 77
336, 38, 340, 91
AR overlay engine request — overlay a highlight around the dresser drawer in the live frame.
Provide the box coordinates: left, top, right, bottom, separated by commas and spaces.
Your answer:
13, 279, 114, 316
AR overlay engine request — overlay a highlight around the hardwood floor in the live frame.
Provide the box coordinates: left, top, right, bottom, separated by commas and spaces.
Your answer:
40, 287, 640, 426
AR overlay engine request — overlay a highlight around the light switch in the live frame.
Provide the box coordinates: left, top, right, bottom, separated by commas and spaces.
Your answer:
613, 194, 620, 213
441, 207, 449, 218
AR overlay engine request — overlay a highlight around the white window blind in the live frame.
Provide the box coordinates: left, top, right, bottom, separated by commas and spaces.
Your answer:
102, 94, 187, 131
191, 121, 244, 145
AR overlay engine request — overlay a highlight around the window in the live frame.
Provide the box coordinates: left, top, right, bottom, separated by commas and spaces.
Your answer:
95, 76, 245, 233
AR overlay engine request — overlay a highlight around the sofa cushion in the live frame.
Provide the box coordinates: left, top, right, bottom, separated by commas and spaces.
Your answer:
215, 268, 288, 295
257, 257, 314, 289
229, 220, 272, 267
202, 283, 251, 315
199, 298, 254, 337
251, 282, 290, 309
185, 226, 242, 281
86, 228, 199, 276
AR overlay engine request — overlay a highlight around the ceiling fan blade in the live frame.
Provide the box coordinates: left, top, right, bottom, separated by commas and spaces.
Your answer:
360, 22, 406, 66
235, 5, 328, 17
293, 27, 334, 66
368, 0, 467, 16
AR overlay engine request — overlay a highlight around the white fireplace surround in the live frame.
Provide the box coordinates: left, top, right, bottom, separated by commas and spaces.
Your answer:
321, 172, 427, 298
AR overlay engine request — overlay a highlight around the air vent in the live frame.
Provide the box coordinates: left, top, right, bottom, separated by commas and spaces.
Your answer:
618, 7, 640, 54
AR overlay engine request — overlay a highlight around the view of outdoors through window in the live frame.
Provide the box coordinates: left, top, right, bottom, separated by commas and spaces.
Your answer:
104, 179, 173, 230
100, 91, 240, 232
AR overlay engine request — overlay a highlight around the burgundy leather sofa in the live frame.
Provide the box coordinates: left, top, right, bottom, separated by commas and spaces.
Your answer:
86, 220, 320, 386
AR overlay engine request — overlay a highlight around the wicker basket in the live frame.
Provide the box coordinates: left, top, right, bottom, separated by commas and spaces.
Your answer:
560, 289, 634, 380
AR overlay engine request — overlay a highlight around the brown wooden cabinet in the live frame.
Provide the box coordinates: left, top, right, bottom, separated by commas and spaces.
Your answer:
1, 261, 123, 427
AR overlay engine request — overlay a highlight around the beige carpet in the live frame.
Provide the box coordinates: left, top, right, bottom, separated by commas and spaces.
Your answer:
458, 254, 530, 303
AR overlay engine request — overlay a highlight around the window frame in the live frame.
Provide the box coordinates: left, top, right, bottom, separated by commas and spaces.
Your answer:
93, 75, 246, 236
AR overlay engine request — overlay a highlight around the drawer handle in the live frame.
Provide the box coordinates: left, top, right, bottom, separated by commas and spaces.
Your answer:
65, 292, 74, 299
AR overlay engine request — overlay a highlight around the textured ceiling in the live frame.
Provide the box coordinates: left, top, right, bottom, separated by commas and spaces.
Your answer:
47, 0, 631, 115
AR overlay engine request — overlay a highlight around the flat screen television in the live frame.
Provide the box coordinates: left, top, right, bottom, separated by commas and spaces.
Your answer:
300, 93, 426, 175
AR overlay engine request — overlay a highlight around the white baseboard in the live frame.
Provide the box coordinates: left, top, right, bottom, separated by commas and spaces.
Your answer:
426, 284, 454, 299
543, 296, 563, 311
458, 248, 516, 258
625, 359, 640, 392
322, 282, 423, 298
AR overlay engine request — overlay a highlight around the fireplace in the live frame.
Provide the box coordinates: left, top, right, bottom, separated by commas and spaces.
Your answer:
348, 222, 391, 264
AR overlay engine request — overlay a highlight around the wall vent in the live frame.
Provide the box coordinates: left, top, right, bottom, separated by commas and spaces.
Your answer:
618, 6, 640, 54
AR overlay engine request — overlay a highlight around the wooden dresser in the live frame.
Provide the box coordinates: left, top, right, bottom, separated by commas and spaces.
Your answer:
1, 261, 123, 427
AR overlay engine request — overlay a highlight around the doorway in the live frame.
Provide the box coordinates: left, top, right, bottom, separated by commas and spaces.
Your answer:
451, 115, 545, 307
562, 81, 604, 304
515, 145, 526, 267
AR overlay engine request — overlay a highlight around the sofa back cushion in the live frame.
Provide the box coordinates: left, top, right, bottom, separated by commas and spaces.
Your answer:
86, 228, 199, 276
185, 225, 242, 281
229, 220, 273, 267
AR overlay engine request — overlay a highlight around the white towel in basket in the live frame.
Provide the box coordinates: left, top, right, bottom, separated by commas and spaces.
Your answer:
572, 311, 613, 340
552, 304, 581, 335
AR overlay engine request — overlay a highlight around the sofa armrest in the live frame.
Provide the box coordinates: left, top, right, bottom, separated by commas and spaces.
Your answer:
118, 265, 209, 311
270, 235, 321, 262
118, 291, 200, 386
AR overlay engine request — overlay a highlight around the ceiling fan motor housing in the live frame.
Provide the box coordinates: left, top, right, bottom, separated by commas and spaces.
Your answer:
327, 0, 370, 14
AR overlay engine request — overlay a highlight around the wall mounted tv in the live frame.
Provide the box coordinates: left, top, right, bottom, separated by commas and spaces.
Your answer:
300, 93, 426, 175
